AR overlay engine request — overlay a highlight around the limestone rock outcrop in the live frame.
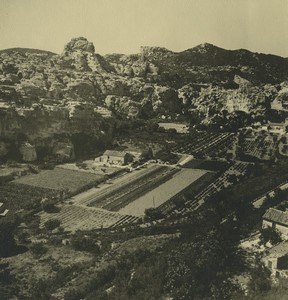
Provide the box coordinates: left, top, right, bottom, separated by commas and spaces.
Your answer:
1, 37, 288, 161
19, 142, 37, 162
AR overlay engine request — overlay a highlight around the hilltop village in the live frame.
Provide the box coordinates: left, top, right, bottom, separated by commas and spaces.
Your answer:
1, 38, 288, 299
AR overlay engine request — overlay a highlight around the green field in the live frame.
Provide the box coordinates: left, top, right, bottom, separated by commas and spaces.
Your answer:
14, 168, 104, 195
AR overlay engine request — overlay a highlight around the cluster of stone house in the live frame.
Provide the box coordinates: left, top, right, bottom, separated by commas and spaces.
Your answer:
262, 208, 288, 277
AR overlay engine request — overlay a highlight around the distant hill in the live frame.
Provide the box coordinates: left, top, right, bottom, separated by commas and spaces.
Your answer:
0, 47, 56, 56
105, 42, 288, 86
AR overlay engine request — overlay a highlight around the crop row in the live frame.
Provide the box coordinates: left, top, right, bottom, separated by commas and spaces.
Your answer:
39, 204, 139, 231
242, 138, 276, 160
0, 182, 59, 211
14, 168, 104, 195
88, 165, 173, 210
79, 164, 164, 206
172, 131, 234, 158
192, 162, 248, 203
162, 162, 249, 217
104, 167, 180, 211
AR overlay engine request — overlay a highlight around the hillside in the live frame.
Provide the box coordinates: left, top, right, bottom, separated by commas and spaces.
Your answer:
105, 42, 288, 85
0, 48, 56, 56
0, 37, 288, 162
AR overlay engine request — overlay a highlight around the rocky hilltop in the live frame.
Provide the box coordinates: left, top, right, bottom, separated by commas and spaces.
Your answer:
0, 37, 288, 161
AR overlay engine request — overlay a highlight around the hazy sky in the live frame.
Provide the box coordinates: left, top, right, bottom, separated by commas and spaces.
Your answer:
0, 0, 288, 56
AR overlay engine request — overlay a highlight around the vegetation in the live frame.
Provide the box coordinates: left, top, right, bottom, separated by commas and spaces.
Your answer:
44, 218, 61, 231
70, 234, 100, 254
0, 218, 17, 257
144, 207, 164, 221
29, 242, 48, 257
259, 227, 282, 245
14, 168, 104, 196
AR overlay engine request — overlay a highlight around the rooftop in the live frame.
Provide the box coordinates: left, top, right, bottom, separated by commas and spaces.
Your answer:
264, 241, 288, 259
263, 208, 288, 226
103, 150, 128, 157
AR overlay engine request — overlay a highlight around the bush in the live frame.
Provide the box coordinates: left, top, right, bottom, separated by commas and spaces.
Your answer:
30, 243, 47, 257
70, 235, 100, 253
260, 227, 282, 245
44, 219, 61, 231
41, 200, 60, 213
144, 208, 164, 221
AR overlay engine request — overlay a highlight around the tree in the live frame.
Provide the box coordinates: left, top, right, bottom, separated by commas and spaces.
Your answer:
248, 259, 271, 295
173, 196, 186, 209
144, 208, 164, 221
44, 219, 61, 231
70, 235, 100, 253
0, 219, 17, 257
29, 243, 48, 257
259, 227, 282, 245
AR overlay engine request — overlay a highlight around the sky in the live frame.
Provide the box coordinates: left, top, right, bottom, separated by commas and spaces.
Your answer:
0, 0, 288, 57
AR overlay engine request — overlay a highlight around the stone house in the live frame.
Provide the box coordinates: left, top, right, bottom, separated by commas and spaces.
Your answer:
99, 150, 133, 165
262, 208, 288, 236
262, 241, 288, 278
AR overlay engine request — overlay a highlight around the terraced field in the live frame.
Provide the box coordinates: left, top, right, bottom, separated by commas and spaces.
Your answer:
119, 168, 207, 216
167, 162, 250, 216
38, 204, 139, 232
84, 164, 180, 211
241, 136, 277, 160
172, 131, 235, 158
0, 182, 59, 211
14, 168, 104, 195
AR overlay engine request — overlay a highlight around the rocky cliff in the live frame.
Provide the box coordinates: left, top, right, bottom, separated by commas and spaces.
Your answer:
0, 37, 288, 161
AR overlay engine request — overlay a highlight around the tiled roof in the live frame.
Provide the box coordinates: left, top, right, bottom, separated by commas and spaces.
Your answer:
264, 241, 288, 258
263, 208, 288, 226
103, 150, 127, 157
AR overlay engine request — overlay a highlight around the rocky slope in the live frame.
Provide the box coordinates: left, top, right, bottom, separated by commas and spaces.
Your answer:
0, 37, 288, 161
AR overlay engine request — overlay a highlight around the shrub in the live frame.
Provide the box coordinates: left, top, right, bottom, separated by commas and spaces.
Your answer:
44, 219, 61, 231
70, 235, 100, 253
30, 243, 47, 257
144, 208, 164, 221
260, 227, 282, 245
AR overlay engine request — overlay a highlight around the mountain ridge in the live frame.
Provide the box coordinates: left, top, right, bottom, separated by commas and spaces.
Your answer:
1, 37, 288, 162
1, 41, 286, 59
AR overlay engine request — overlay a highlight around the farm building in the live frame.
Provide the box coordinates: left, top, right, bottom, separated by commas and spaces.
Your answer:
98, 150, 133, 165
262, 208, 288, 236
262, 241, 288, 278
158, 122, 189, 134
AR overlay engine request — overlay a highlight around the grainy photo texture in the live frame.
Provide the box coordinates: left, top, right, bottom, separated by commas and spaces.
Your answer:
0, 0, 288, 299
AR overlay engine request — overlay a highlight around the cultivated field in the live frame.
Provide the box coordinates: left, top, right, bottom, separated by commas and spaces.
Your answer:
13, 168, 104, 195
38, 204, 139, 232
71, 164, 179, 212
171, 131, 235, 158
241, 134, 277, 161
171, 161, 250, 215
0, 182, 58, 211
119, 168, 207, 216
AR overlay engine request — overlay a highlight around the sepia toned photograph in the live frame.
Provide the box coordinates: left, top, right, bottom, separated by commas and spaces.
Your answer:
1, 0, 288, 299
